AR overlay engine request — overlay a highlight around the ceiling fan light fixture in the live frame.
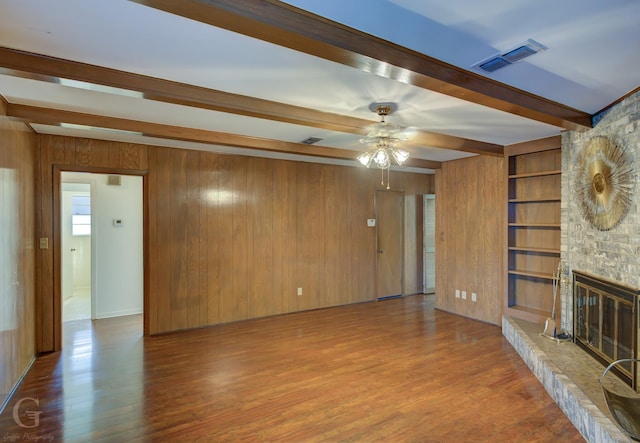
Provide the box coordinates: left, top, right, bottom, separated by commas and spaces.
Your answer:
392, 148, 410, 165
357, 102, 410, 189
357, 151, 373, 167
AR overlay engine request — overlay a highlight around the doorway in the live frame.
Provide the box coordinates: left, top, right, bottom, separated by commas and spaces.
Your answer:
375, 189, 404, 300
60, 172, 144, 324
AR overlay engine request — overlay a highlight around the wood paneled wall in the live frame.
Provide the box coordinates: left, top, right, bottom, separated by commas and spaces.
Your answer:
435, 155, 504, 325
35, 135, 433, 347
35, 136, 148, 352
0, 100, 36, 410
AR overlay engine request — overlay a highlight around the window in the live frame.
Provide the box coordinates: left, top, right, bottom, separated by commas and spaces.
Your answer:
72, 194, 91, 236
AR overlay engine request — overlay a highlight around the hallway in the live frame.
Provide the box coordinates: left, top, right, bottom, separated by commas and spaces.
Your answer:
63, 288, 91, 322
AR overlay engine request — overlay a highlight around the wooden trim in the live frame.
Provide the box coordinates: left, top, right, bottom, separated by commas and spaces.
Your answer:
52, 165, 149, 351
7, 103, 442, 170
143, 173, 150, 337
0, 47, 500, 156
504, 135, 562, 156
508, 170, 561, 179
52, 167, 62, 351
131, 0, 592, 131
593, 85, 640, 121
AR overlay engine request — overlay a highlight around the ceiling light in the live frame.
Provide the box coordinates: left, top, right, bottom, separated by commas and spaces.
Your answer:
357, 102, 409, 189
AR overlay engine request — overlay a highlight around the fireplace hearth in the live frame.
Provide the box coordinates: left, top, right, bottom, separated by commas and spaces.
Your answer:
573, 271, 639, 389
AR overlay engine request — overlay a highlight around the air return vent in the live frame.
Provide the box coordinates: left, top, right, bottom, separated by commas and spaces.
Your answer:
301, 137, 322, 145
107, 175, 122, 186
471, 39, 547, 73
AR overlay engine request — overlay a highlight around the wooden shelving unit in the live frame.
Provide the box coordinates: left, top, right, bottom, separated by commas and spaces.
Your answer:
505, 143, 561, 323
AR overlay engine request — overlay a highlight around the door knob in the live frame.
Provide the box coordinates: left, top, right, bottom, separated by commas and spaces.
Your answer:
377, 249, 383, 253
71, 248, 76, 252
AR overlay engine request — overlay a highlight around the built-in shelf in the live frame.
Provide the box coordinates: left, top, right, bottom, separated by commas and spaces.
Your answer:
508, 223, 560, 228
508, 246, 560, 254
508, 269, 555, 280
508, 197, 560, 203
508, 169, 561, 179
504, 305, 548, 319
506, 146, 561, 324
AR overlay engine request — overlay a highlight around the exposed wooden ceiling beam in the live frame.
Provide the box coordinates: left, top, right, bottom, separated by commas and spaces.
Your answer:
5, 103, 442, 170
130, 0, 592, 131
0, 47, 501, 157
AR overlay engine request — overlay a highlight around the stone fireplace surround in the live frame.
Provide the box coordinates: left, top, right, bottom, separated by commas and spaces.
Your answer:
503, 91, 640, 442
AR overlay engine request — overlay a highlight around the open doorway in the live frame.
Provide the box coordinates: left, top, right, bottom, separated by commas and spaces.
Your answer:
60, 172, 143, 324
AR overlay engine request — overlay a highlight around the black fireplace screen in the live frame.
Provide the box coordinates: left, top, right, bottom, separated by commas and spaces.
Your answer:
574, 271, 638, 388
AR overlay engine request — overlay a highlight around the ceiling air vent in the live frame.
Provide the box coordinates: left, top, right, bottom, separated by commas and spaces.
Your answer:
472, 39, 547, 73
301, 137, 322, 145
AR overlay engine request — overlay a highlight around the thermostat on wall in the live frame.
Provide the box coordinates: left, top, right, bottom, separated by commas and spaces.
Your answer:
367, 218, 376, 227
113, 218, 124, 227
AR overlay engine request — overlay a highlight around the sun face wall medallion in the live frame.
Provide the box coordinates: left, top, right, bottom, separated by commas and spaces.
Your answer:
575, 136, 634, 231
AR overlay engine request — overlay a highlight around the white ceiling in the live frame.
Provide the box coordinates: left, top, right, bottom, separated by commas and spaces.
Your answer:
1, 0, 639, 174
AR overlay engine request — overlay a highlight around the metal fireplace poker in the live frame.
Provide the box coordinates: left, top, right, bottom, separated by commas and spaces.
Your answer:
540, 261, 571, 342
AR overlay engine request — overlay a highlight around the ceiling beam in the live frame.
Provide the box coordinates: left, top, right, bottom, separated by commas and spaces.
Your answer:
130, 0, 592, 131
0, 47, 501, 156
5, 103, 442, 170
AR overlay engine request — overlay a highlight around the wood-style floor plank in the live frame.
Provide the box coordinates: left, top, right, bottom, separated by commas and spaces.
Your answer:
0, 295, 584, 442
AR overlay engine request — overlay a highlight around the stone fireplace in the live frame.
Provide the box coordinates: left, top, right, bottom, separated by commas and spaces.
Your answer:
503, 90, 640, 441
573, 271, 638, 389
560, 90, 640, 364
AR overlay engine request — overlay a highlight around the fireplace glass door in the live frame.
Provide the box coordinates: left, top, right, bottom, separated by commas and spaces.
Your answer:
574, 272, 637, 387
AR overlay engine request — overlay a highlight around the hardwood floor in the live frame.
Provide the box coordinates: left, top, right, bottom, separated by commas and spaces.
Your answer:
0, 295, 584, 442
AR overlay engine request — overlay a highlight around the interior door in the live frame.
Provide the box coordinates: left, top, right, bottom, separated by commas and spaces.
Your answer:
376, 190, 404, 299
61, 190, 74, 301
423, 194, 436, 293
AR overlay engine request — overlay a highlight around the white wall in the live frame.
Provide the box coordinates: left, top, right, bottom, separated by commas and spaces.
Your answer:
61, 185, 91, 299
62, 172, 143, 318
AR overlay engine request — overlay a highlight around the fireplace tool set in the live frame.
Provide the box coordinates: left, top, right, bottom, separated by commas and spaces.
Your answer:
540, 261, 571, 342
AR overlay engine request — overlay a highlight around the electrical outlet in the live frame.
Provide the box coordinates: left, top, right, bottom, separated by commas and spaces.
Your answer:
297, 287, 303, 296
455, 289, 460, 298
471, 292, 477, 302
462, 291, 467, 300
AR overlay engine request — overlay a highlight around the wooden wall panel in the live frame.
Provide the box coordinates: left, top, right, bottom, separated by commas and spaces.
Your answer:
231, 156, 249, 321
483, 156, 503, 320
204, 153, 221, 325
35, 134, 433, 341
0, 102, 36, 410
435, 155, 505, 325
145, 147, 158, 334
186, 150, 202, 328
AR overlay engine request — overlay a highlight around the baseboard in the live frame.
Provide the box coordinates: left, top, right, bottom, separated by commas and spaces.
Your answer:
0, 354, 36, 416
96, 308, 142, 319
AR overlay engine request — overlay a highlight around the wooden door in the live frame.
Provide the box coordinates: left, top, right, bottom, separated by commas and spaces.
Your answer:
423, 194, 435, 293
376, 190, 404, 299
